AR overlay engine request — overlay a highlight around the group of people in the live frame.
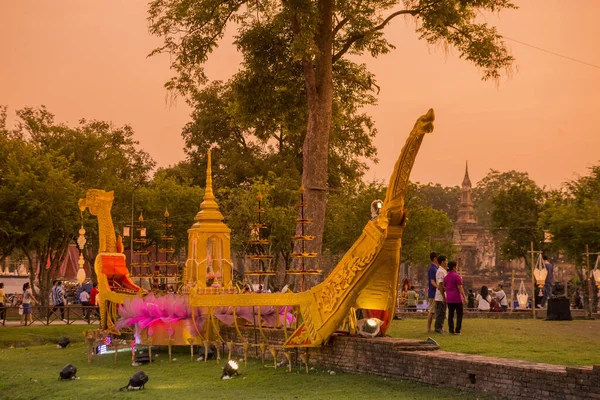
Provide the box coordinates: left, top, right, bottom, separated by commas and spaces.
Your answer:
0, 279, 100, 325
425, 252, 513, 335
467, 284, 509, 312
0, 281, 38, 325
49, 280, 100, 321
426, 252, 466, 335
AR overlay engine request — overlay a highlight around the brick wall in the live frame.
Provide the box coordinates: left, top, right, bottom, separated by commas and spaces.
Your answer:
221, 327, 600, 400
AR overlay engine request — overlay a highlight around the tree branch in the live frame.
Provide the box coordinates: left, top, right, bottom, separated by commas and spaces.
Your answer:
332, 9, 418, 63
332, 16, 349, 37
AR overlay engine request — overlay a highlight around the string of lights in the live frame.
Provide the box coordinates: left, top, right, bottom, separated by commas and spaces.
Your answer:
504, 36, 600, 70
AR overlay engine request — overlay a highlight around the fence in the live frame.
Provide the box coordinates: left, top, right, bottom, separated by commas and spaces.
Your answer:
0, 304, 100, 326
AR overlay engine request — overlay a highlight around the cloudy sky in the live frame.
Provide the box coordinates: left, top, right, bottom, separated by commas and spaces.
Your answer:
1, 1, 599, 189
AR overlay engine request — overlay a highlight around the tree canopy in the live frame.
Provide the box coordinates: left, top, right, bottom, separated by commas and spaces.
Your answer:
0, 106, 155, 304
540, 165, 600, 265
148, 0, 518, 257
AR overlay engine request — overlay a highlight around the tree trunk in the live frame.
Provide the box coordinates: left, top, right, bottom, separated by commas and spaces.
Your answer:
297, 0, 334, 272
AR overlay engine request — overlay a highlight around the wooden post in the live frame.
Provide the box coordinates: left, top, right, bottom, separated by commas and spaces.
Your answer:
168, 338, 173, 363
510, 269, 515, 311
586, 245, 593, 318
530, 242, 536, 320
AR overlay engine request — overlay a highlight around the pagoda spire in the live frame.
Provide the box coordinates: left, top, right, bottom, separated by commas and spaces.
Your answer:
194, 151, 225, 222
457, 160, 477, 225
462, 161, 472, 188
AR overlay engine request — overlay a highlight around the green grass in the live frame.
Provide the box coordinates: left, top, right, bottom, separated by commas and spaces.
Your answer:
388, 318, 600, 366
0, 324, 90, 348
0, 326, 498, 400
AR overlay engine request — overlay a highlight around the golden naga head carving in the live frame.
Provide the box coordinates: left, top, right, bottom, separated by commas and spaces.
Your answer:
412, 108, 435, 136
78, 189, 115, 216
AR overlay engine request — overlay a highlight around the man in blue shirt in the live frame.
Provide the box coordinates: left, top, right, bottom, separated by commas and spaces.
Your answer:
540, 254, 554, 308
427, 252, 440, 332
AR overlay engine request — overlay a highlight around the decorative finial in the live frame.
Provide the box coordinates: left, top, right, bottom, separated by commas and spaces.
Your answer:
205, 150, 214, 199
299, 185, 305, 194
194, 150, 225, 223
138, 211, 144, 222
164, 208, 170, 218
257, 192, 263, 202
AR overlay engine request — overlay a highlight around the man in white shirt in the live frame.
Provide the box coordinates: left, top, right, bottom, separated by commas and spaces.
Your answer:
493, 284, 508, 312
434, 255, 448, 333
79, 289, 91, 319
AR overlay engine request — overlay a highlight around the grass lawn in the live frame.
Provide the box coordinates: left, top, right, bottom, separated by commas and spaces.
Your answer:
0, 325, 498, 400
387, 317, 600, 366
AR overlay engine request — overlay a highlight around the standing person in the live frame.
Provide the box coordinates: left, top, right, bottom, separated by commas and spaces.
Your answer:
89, 282, 99, 318
426, 252, 440, 332
434, 255, 448, 334
0, 282, 7, 322
79, 288, 90, 319
20, 282, 37, 325
494, 284, 508, 312
443, 261, 466, 335
51, 280, 66, 320
467, 289, 475, 309
540, 255, 554, 308
573, 288, 583, 309
406, 286, 419, 311
476, 286, 492, 311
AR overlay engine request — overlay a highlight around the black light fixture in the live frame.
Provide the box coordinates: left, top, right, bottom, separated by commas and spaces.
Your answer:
221, 360, 239, 380
58, 364, 78, 380
57, 336, 70, 349
120, 370, 149, 391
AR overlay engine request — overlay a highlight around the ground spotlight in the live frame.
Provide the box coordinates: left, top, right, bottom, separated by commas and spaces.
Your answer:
57, 336, 70, 349
221, 360, 239, 380
120, 370, 149, 391
58, 364, 78, 380
357, 318, 383, 338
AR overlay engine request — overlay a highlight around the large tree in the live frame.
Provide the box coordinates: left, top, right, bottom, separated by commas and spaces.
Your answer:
149, 0, 516, 255
474, 170, 545, 268
540, 165, 600, 264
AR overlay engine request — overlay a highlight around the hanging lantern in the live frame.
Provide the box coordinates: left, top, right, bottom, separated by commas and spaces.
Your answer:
517, 279, 529, 308
123, 226, 131, 237
76, 226, 87, 284
77, 226, 87, 250
533, 255, 547, 297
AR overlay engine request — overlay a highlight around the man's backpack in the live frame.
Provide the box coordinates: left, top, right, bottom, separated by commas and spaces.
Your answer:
58, 364, 77, 380
120, 370, 149, 391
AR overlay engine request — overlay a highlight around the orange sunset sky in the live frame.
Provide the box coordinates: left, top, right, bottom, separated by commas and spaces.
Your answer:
1, 1, 599, 189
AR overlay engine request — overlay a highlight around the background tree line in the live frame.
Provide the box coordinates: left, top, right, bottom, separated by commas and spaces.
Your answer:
3, 103, 600, 302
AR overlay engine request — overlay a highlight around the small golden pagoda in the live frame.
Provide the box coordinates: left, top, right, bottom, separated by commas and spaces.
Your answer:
183, 151, 234, 292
